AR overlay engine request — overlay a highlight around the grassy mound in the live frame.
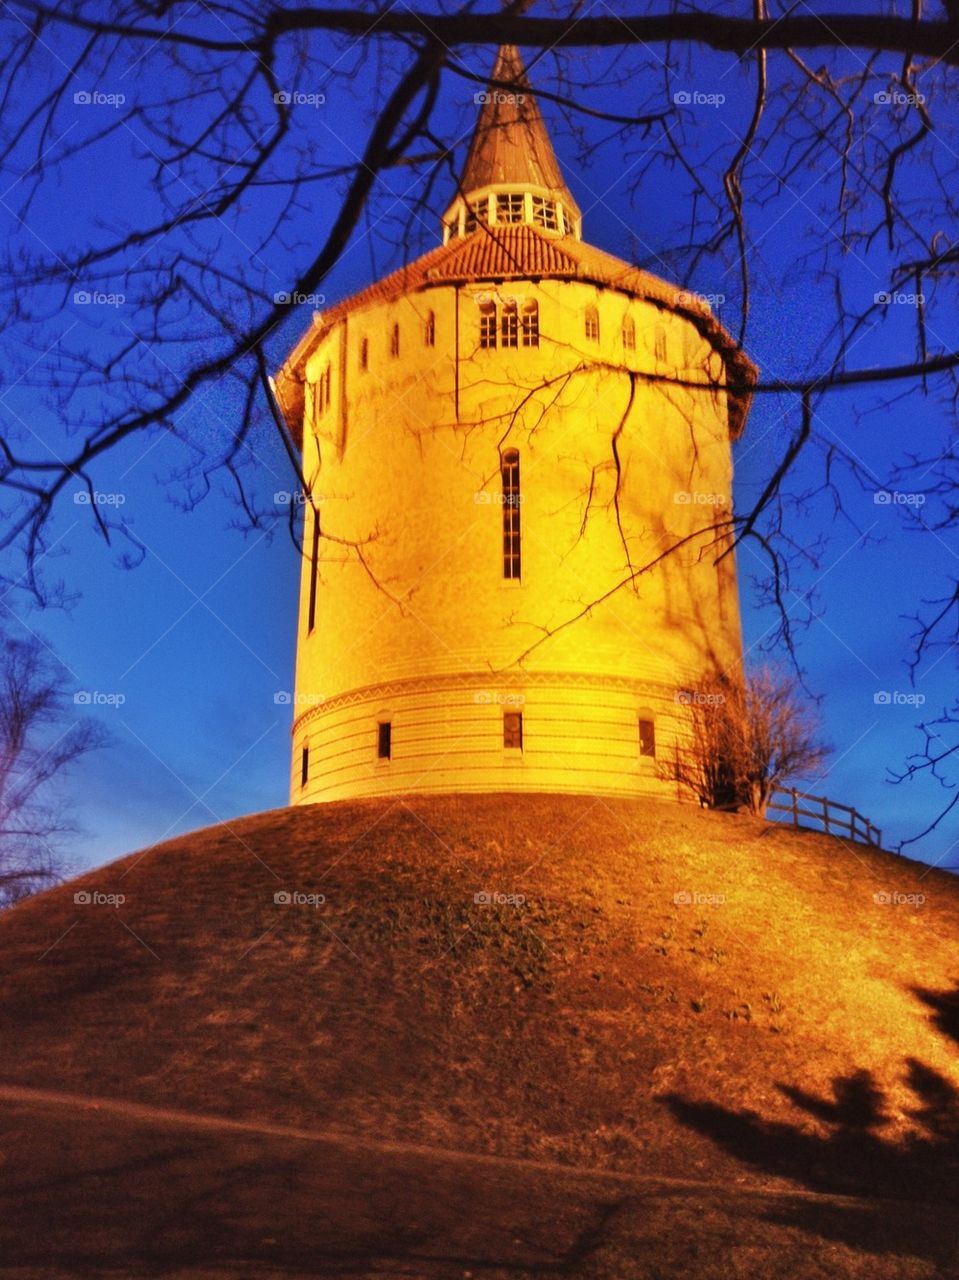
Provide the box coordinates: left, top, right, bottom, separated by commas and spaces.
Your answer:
1, 792, 956, 1196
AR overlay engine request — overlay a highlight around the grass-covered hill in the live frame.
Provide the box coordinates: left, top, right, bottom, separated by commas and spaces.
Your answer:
1, 793, 957, 1277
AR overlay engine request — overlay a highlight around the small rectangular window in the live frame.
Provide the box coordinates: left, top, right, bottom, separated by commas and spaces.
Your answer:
504, 712, 523, 750
622, 317, 636, 351
390, 323, 400, 358
585, 306, 600, 342
377, 721, 392, 760
301, 745, 310, 787
424, 310, 435, 347
360, 337, 369, 370
639, 718, 656, 758
531, 195, 558, 231
654, 328, 667, 362
496, 193, 524, 224
465, 198, 489, 234
522, 301, 539, 348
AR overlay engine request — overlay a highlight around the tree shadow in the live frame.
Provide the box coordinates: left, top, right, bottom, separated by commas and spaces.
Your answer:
913, 978, 959, 1048
665, 980, 959, 1267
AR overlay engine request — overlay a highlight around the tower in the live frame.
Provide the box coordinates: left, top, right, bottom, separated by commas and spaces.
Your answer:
274, 47, 756, 804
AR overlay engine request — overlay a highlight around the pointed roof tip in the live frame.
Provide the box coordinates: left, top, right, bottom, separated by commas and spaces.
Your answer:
459, 43, 579, 214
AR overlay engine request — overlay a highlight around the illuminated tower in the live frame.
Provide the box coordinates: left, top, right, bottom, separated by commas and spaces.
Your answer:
275, 46, 755, 803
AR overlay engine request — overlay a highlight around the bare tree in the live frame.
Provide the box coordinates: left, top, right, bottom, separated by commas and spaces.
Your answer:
0, 3, 957, 827
0, 632, 105, 906
671, 669, 830, 817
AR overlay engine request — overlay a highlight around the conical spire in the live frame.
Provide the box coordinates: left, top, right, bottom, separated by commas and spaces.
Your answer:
442, 46, 581, 242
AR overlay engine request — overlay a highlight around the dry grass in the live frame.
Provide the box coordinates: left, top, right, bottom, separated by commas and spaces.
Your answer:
0, 792, 956, 1197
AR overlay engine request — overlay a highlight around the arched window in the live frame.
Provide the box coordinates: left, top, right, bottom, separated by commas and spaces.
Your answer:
479, 299, 497, 349
390, 322, 400, 358
522, 299, 539, 348
501, 449, 521, 580
638, 715, 656, 759
654, 325, 667, 362
584, 305, 600, 342
503, 711, 523, 750
622, 316, 636, 351
501, 299, 518, 348
424, 310, 435, 347
359, 337, 369, 370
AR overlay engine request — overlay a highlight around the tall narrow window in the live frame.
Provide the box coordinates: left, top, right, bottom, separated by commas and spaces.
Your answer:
584, 305, 600, 342
479, 299, 497, 349
424, 310, 435, 347
501, 448, 521, 580
307, 508, 320, 633
521, 300, 539, 348
323, 363, 331, 407
501, 300, 518, 348
622, 316, 636, 350
390, 323, 400, 358
503, 712, 523, 750
654, 326, 667, 362
377, 721, 392, 760
301, 745, 310, 787
638, 717, 656, 759
360, 337, 369, 370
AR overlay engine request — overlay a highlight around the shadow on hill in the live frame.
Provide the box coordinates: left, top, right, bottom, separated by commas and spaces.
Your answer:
914, 978, 959, 1047
665, 979, 959, 1269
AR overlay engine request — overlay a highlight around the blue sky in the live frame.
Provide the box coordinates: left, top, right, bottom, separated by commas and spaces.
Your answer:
1, 11, 956, 874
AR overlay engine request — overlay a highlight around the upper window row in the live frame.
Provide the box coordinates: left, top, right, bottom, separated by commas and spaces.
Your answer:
479, 299, 539, 350
582, 307, 666, 359
448, 192, 566, 239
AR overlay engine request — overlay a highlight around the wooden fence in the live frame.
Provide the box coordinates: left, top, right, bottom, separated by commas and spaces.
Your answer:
767, 786, 883, 849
